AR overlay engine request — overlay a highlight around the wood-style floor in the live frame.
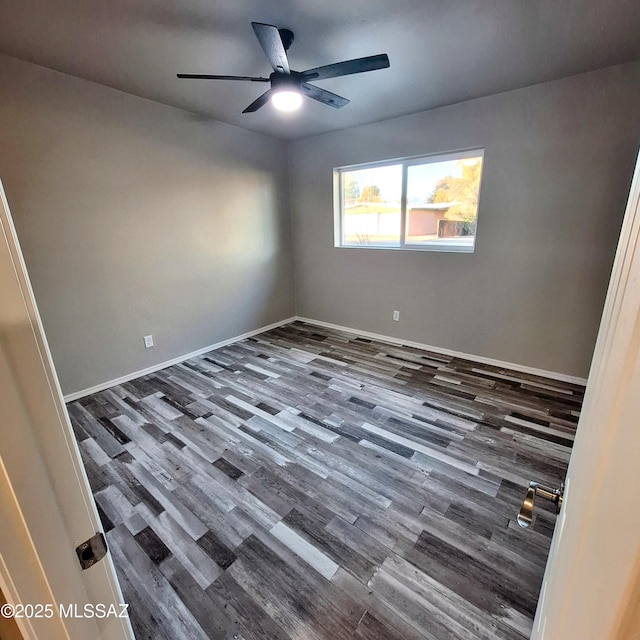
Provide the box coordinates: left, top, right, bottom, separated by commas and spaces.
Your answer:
67, 321, 583, 640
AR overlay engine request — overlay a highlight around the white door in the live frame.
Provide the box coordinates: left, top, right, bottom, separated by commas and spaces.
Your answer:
0, 180, 133, 640
532, 150, 640, 638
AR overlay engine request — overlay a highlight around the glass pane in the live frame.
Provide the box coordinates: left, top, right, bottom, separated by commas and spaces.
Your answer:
405, 155, 483, 250
342, 164, 402, 247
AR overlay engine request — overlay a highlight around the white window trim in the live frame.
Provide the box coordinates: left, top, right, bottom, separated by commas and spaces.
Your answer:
334, 148, 485, 253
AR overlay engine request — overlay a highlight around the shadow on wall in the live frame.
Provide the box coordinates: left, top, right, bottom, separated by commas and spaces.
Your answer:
0, 54, 295, 395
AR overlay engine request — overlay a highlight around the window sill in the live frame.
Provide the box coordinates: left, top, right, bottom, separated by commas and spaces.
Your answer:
336, 240, 475, 254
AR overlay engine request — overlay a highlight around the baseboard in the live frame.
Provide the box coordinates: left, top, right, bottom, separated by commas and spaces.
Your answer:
64, 313, 586, 402
295, 316, 588, 386
63, 316, 297, 402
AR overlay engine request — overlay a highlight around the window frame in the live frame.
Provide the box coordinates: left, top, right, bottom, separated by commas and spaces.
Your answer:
334, 148, 485, 253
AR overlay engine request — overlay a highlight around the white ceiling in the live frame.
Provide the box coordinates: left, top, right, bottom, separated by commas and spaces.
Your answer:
1, 0, 639, 141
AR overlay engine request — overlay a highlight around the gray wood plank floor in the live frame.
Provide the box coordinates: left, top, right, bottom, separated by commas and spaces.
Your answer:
67, 321, 583, 640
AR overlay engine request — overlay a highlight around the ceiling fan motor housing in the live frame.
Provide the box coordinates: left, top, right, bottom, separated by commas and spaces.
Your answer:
271, 71, 302, 91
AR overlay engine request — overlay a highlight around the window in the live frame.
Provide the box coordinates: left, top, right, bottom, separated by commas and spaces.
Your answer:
335, 149, 484, 252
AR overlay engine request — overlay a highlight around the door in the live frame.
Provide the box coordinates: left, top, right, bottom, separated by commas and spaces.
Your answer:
0, 180, 133, 640
532, 149, 640, 638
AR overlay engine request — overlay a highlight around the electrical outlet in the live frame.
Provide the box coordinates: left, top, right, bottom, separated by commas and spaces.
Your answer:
393, 310, 400, 321
144, 335, 154, 348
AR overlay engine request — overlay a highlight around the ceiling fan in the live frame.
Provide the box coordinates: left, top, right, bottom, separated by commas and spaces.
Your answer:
177, 22, 390, 113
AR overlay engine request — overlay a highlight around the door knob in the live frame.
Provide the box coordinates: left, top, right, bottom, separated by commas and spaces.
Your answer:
517, 481, 564, 529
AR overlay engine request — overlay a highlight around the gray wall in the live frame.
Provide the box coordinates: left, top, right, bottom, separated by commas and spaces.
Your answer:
289, 61, 640, 378
2, 54, 638, 392
0, 54, 295, 395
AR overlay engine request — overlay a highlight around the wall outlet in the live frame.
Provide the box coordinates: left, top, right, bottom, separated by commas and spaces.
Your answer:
393, 310, 400, 321
144, 335, 154, 348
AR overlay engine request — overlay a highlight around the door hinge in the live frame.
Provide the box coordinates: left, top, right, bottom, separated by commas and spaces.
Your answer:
75, 532, 108, 570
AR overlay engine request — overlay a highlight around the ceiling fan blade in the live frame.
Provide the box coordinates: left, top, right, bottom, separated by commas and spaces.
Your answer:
301, 54, 390, 81
177, 74, 270, 82
242, 90, 273, 113
251, 22, 290, 73
300, 83, 349, 108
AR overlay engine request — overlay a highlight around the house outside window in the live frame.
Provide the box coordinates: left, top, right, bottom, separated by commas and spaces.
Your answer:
335, 149, 484, 253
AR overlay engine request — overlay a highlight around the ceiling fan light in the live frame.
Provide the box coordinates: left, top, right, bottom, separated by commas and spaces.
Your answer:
271, 90, 302, 111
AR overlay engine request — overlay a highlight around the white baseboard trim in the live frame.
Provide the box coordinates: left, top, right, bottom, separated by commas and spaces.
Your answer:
64, 313, 586, 402
63, 316, 297, 402
295, 316, 588, 386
